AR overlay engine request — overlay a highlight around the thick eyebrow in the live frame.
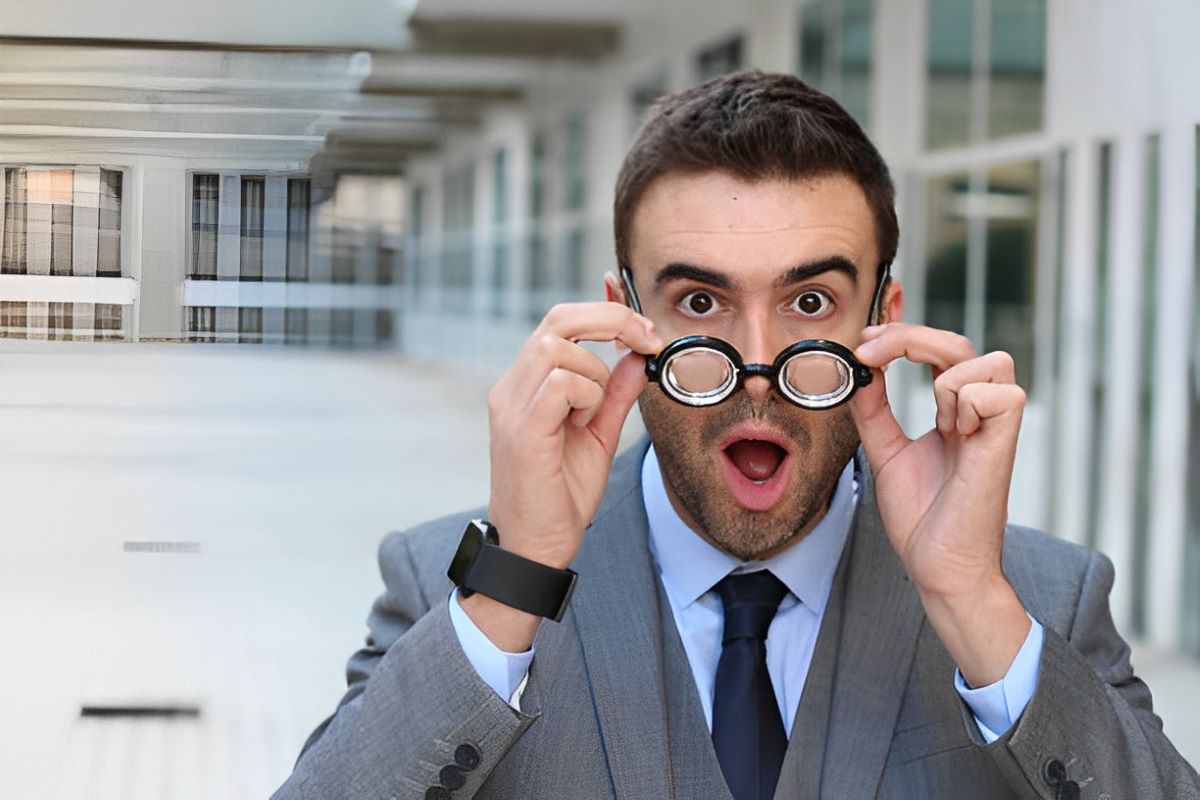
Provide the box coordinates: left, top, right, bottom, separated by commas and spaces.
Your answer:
773, 256, 859, 289
653, 262, 736, 291
652, 256, 859, 293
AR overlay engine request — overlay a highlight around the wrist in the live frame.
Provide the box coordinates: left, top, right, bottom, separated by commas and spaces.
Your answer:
459, 591, 542, 653
919, 574, 1030, 688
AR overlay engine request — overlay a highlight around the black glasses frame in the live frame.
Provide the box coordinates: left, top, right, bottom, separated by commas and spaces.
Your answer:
618, 262, 888, 409
645, 334, 873, 409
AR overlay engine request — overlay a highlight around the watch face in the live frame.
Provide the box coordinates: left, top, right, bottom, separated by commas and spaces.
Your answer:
447, 521, 487, 585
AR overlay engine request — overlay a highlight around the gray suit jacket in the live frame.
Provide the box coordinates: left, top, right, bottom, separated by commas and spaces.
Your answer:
274, 438, 1200, 799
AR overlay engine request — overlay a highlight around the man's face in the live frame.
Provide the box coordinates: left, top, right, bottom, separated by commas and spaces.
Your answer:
621, 171, 894, 560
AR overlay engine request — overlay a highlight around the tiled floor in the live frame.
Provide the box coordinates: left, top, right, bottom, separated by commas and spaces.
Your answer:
0, 339, 1195, 798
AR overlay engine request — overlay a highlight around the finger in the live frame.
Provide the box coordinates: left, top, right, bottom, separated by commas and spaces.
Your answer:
586, 351, 649, 450
538, 301, 664, 355
854, 323, 976, 377
849, 366, 910, 473
932, 351, 1017, 436
956, 383, 1026, 436
527, 368, 606, 435
506, 333, 613, 405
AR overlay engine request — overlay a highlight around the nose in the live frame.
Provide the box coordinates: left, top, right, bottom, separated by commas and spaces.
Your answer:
736, 314, 784, 404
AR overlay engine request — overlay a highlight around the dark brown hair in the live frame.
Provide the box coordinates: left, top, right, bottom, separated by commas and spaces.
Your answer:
614, 70, 898, 279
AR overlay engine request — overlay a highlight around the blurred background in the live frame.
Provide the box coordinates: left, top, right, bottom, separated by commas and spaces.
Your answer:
0, 0, 1198, 795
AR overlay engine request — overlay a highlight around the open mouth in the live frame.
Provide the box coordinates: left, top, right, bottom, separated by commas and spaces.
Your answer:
723, 439, 788, 484
717, 431, 793, 512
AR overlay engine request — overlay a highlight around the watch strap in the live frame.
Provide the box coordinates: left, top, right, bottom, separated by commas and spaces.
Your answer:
447, 520, 578, 622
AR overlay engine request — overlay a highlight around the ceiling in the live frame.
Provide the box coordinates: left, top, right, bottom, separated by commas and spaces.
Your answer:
0, 0, 630, 185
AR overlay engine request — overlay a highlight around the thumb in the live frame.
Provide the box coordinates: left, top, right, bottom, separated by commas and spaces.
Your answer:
849, 367, 908, 473
587, 351, 648, 451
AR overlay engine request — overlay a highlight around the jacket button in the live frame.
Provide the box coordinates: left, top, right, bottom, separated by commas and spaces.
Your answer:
439, 764, 467, 790
1042, 758, 1066, 787
1057, 780, 1080, 800
424, 788, 451, 800
455, 743, 481, 771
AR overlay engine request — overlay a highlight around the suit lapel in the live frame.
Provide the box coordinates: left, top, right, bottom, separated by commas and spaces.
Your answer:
816, 452, 926, 799
570, 440, 675, 800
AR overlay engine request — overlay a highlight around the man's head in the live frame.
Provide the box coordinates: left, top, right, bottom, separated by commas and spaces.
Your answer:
606, 70, 903, 560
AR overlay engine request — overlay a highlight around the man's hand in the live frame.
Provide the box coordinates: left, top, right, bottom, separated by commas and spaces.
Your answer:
461, 302, 663, 652
850, 323, 1031, 688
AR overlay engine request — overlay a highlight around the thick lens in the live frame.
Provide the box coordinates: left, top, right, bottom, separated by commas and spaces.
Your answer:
781, 352, 851, 406
663, 348, 736, 405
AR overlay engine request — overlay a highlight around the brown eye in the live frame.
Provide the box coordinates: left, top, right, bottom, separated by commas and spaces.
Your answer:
683, 291, 715, 315
795, 291, 831, 316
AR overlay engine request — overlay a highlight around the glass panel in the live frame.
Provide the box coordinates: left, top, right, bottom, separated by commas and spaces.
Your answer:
190, 174, 219, 280
285, 307, 307, 345
492, 240, 508, 318
94, 303, 123, 341
988, 0, 1045, 140
240, 177, 265, 281
410, 185, 425, 296
840, 0, 873, 128
927, 0, 974, 149
492, 148, 508, 226
97, 169, 122, 276
286, 179, 310, 282
530, 133, 546, 220
0, 300, 28, 338
238, 306, 263, 344
799, 0, 828, 89
1185, 125, 1200, 654
1086, 143, 1114, 550
983, 159, 1040, 390
696, 34, 744, 82
924, 172, 971, 336
565, 227, 586, 293
2, 168, 27, 274
565, 112, 586, 212
331, 308, 354, 347
441, 164, 475, 312
49, 170, 73, 276
48, 301, 73, 340
630, 71, 668, 137
1131, 134, 1161, 636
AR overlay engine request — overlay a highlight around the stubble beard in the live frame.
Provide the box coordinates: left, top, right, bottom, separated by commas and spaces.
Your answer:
640, 389, 860, 561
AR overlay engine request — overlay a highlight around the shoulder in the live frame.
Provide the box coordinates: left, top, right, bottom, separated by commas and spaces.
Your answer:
1000, 524, 1110, 636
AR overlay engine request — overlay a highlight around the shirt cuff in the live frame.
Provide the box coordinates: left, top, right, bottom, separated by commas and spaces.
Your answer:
954, 616, 1044, 743
447, 588, 535, 710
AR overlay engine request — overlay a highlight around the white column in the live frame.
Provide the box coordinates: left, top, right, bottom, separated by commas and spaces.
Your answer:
218, 173, 241, 282
1146, 121, 1196, 647
72, 167, 100, 278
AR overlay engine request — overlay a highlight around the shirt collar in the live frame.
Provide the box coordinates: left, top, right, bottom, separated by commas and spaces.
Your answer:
642, 443, 857, 614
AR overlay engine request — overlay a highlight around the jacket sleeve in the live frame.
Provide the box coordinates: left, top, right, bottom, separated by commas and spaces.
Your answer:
981, 549, 1200, 799
271, 529, 539, 799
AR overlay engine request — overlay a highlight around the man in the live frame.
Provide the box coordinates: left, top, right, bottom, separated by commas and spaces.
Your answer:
274, 72, 1199, 799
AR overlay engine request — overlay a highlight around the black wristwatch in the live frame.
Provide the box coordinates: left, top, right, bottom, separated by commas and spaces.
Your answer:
447, 519, 579, 622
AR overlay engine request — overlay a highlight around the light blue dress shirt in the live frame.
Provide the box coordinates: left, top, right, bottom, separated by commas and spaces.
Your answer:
448, 445, 1044, 743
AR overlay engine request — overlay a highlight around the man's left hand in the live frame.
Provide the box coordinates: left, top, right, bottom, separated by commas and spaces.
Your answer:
850, 322, 1032, 688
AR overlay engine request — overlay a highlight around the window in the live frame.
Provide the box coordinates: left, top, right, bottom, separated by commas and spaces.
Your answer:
1085, 143, 1114, 551
94, 304, 123, 340
48, 301, 73, 339
190, 174, 219, 280
564, 113, 587, 213
696, 35, 744, 82
186, 306, 216, 343
630, 72, 668, 138
440, 164, 475, 312
0, 301, 27, 338
1186, 125, 1200, 654
238, 306, 263, 344
1131, 133, 1162, 636
922, 159, 1041, 390
285, 307, 308, 345
799, 0, 873, 127
286, 179, 310, 282
239, 177, 265, 281
926, 0, 1044, 150
1, 166, 124, 277
491, 148, 509, 318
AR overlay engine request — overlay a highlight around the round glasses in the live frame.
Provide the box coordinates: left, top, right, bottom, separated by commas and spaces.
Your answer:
645, 335, 873, 409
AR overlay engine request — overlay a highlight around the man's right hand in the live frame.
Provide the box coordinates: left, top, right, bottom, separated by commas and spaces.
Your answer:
460, 302, 663, 652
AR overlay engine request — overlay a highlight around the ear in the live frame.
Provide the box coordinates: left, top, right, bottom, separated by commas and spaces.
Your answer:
881, 279, 904, 324
604, 270, 627, 305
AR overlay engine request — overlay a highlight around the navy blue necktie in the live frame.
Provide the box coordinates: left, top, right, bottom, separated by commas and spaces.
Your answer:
712, 570, 790, 800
